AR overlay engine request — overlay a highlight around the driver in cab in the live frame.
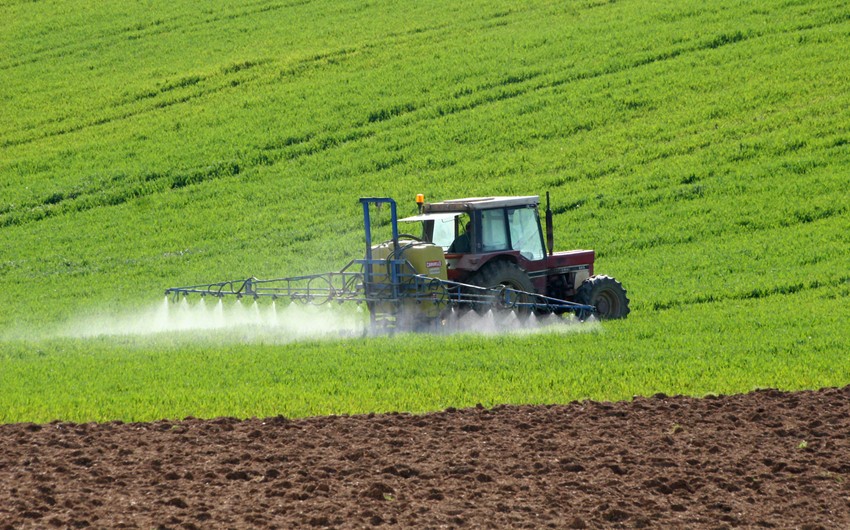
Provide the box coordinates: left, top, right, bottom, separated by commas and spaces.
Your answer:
448, 221, 473, 253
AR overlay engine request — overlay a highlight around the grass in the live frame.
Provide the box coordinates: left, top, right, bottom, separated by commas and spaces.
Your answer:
1, 0, 849, 422
1, 283, 847, 423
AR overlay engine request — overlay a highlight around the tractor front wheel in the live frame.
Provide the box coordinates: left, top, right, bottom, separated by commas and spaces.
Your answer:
575, 275, 630, 319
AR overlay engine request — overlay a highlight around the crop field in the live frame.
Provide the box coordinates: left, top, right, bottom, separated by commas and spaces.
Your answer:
2, 0, 850, 425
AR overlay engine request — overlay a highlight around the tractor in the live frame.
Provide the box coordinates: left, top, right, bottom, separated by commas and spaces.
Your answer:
165, 195, 629, 332
400, 193, 630, 320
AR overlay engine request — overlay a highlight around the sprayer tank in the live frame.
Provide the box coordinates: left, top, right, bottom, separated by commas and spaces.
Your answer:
369, 240, 447, 280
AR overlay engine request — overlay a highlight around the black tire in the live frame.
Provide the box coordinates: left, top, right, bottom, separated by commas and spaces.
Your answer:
575, 275, 630, 319
468, 260, 535, 314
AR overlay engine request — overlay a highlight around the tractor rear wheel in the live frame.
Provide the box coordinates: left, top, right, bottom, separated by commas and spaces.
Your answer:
575, 275, 630, 319
468, 261, 535, 315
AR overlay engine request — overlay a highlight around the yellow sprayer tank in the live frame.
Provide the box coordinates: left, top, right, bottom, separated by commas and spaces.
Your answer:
369, 240, 447, 280
368, 239, 447, 327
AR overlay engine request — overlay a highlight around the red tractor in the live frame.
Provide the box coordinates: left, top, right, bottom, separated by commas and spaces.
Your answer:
165, 195, 628, 332
400, 194, 630, 319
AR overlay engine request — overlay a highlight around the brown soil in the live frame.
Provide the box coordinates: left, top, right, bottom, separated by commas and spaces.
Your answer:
2, 386, 849, 529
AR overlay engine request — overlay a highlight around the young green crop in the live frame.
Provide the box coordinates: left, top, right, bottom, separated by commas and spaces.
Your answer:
1, 283, 847, 423
1, 0, 849, 422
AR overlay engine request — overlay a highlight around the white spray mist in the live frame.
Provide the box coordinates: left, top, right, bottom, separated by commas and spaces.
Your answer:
49, 297, 599, 343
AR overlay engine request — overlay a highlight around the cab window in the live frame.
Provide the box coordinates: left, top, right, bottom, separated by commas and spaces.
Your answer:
480, 209, 509, 252
508, 207, 545, 260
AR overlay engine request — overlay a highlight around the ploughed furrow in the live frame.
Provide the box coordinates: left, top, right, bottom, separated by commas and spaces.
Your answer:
1, 386, 849, 528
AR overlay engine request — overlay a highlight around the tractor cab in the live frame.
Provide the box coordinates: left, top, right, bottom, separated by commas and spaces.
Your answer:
402, 196, 546, 259
398, 194, 628, 319
400, 196, 555, 288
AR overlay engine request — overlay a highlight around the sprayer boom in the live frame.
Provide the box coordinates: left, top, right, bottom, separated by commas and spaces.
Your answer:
165, 264, 595, 314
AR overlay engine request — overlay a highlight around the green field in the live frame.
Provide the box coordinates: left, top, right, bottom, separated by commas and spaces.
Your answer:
1, 0, 849, 423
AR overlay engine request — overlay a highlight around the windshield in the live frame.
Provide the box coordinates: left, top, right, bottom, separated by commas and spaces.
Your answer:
432, 215, 457, 249
399, 212, 462, 250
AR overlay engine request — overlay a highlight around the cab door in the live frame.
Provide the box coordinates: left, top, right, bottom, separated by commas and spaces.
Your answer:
506, 206, 546, 260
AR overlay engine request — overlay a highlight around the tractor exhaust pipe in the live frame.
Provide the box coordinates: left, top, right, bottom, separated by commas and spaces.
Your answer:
545, 192, 554, 256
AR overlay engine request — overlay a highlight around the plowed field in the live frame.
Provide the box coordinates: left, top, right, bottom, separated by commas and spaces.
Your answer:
2, 386, 849, 529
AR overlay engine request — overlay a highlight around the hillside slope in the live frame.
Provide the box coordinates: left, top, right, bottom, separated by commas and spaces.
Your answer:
0, 0, 848, 420
3, 0, 848, 316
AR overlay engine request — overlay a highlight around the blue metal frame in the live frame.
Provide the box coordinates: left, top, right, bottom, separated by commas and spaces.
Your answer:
357, 198, 405, 327
358, 197, 400, 295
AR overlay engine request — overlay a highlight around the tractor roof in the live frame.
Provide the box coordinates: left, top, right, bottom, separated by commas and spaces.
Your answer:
422, 195, 539, 213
